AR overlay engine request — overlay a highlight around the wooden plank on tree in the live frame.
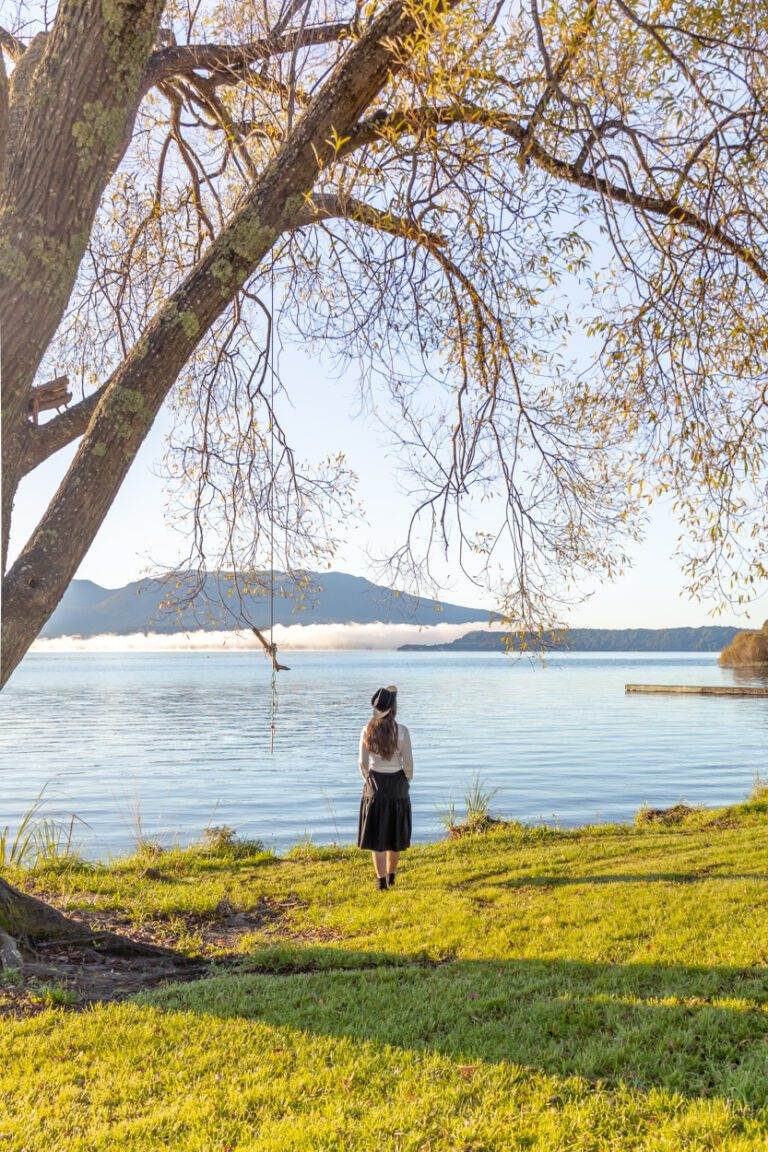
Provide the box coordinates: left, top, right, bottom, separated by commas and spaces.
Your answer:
28, 376, 72, 423
625, 683, 768, 697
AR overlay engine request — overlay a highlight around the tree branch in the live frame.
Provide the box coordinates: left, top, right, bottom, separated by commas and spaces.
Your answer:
142, 22, 352, 94
22, 187, 464, 473
339, 102, 768, 287
520, 0, 598, 162
2, 0, 456, 684
293, 190, 448, 248
0, 25, 25, 62
21, 190, 449, 474
22, 387, 107, 473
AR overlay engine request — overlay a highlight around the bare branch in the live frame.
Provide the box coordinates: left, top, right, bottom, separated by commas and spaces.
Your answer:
142, 22, 352, 94
520, 0, 598, 162
340, 103, 768, 286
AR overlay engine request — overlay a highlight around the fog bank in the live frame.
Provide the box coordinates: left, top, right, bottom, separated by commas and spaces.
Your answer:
31, 619, 500, 653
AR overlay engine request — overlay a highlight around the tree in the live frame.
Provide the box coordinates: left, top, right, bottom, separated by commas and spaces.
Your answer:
1, 0, 768, 950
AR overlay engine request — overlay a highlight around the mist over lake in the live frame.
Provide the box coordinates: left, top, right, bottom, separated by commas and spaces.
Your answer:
2, 650, 766, 858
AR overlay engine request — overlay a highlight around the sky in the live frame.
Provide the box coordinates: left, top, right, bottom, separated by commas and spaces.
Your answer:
11, 343, 768, 631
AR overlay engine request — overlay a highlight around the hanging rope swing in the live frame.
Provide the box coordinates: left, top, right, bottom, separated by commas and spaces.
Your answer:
250, 622, 288, 753
249, 260, 288, 752
249, 470, 288, 752
250, 625, 289, 674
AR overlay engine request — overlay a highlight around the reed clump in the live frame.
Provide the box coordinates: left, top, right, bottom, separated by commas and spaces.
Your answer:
719, 620, 768, 667
440, 774, 503, 838
0, 789, 84, 870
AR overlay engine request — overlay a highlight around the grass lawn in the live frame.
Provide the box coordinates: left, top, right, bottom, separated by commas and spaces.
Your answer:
4, 796, 768, 1150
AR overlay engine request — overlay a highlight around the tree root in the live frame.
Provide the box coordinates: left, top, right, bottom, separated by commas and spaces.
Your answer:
0, 877, 202, 972
0, 929, 23, 972
32, 931, 204, 964
0, 875, 88, 945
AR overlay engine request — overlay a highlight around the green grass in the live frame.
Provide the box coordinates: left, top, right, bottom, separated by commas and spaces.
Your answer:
5, 796, 768, 1149
26, 981, 80, 1008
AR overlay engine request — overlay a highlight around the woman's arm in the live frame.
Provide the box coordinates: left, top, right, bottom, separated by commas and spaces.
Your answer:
401, 726, 414, 780
359, 730, 370, 780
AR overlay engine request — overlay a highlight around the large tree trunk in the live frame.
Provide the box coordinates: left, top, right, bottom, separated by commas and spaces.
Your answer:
1, 0, 441, 685
0, 0, 164, 403
0, 427, 26, 574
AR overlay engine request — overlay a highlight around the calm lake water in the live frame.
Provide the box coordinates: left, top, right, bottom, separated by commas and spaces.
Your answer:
2, 650, 767, 858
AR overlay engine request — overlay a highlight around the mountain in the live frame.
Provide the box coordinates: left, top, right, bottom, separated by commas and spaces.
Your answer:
40, 572, 491, 638
399, 626, 742, 653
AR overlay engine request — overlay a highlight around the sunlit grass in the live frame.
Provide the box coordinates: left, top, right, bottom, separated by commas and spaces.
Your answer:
4, 797, 768, 1148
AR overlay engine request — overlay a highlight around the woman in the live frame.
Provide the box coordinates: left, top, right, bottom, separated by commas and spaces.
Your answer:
357, 684, 413, 891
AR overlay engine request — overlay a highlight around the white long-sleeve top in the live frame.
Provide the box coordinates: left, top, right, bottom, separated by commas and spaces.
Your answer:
359, 722, 413, 781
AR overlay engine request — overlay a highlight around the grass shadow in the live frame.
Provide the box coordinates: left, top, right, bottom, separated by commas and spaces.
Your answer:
146, 948, 768, 1107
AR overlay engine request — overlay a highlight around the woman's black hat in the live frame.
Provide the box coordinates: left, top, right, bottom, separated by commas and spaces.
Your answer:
371, 685, 397, 715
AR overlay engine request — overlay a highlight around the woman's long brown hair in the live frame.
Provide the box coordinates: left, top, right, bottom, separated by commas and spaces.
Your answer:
363, 699, 399, 761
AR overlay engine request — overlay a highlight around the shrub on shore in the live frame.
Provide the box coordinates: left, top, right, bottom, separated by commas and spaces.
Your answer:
719, 619, 768, 666
635, 803, 697, 827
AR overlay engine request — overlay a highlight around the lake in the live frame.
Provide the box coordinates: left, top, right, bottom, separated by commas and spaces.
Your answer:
2, 650, 767, 858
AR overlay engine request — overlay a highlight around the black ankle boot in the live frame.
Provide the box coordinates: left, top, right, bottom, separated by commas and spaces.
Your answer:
377, 876, 388, 891
387, 872, 396, 887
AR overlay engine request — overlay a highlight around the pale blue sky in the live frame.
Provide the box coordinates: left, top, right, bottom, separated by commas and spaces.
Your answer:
12, 343, 768, 629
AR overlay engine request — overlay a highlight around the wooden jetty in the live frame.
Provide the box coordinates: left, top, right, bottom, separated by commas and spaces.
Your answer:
626, 683, 768, 697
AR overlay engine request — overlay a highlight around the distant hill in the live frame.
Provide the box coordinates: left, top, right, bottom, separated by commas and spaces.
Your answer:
40, 572, 491, 638
399, 626, 742, 653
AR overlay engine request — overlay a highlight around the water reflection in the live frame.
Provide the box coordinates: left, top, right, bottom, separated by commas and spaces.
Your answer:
728, 666, 768, 686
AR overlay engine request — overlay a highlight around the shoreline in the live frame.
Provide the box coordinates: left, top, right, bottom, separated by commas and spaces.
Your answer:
7, 793, 757, 872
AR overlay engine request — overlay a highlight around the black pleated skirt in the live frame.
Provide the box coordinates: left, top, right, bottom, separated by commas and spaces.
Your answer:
357, 769, 412, 852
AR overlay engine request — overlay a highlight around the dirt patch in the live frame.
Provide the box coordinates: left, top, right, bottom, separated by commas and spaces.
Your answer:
142, 896, 296, 949
137, 896, 344, 948
18, 943, 206, 1010
0, 983, 54, 1020
1, 895, 302, 1018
